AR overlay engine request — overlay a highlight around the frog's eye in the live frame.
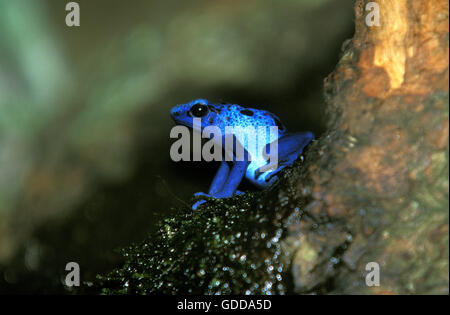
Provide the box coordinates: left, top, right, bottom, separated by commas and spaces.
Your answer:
189, 103, 209, 118
240, 110, 254, 116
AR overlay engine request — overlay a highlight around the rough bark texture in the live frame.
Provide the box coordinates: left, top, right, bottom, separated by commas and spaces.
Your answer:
289, 0, 449, 294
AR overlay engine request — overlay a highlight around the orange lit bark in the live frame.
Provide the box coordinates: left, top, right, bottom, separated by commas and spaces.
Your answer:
287, 0, 449, 294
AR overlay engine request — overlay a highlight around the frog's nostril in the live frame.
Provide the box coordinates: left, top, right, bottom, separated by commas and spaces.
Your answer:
170, 108, 180, 118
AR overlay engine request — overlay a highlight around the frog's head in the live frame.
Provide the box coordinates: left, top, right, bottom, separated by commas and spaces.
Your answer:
171, 99, 288, 136
170, 99, 224, 132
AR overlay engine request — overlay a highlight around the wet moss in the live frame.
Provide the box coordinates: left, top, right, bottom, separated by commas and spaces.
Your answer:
94, 185, 302, 294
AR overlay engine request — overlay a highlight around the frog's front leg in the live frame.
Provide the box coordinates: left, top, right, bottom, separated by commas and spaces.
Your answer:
208, 162, 246, 196
192, 160, 249, 210
193, 161, 229, 199
212, 160, 249, 198
193, 162, 229, 209
209, 161, 230, 195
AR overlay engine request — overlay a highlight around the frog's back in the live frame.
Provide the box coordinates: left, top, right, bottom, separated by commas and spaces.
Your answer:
202, 102, 288, 137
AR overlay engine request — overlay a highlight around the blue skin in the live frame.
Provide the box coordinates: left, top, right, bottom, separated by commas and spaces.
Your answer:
171, 99, 314, 210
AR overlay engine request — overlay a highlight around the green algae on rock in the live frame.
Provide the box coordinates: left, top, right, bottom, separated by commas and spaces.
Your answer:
94, 188, 304, 294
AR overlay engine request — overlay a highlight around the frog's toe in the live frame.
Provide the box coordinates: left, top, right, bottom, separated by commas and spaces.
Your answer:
194, 192, 212, 198
235, 190, 245, 195
192, 199, 207, 210
265, 174, 280, 186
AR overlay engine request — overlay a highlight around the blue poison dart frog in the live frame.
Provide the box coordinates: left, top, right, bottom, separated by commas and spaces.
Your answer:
170, 99, 314, 210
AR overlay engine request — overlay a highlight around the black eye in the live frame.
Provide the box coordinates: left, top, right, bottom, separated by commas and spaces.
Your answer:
189, 103, 209, 117
240, 110, 254, 116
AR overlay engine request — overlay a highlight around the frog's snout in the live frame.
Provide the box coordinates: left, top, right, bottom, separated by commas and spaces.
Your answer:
171, 106, 185, 125
171, 105, 192, 127
170, 107, 180, 118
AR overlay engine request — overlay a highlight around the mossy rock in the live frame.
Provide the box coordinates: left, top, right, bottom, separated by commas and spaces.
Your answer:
93, 175, 305, 294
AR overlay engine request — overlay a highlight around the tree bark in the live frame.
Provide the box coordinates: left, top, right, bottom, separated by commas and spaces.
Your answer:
290, 0, 449, 294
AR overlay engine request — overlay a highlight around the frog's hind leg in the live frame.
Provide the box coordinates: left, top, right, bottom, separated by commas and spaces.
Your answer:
259, 131, 314, 183
277, 131, 314, 164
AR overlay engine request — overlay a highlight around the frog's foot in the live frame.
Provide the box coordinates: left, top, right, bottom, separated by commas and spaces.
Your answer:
192, 191, 244, 210
266, 169, 281, 182
192, 199, 207, 210
193, 192, 212, 198
192, 192, 214, 210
